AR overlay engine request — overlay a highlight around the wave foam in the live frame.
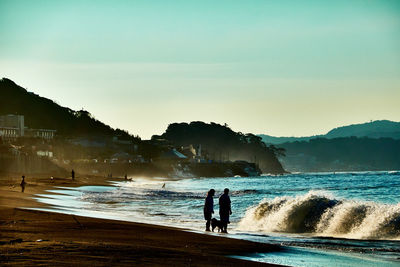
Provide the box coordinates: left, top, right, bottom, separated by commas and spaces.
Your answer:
238, 191, 400, 240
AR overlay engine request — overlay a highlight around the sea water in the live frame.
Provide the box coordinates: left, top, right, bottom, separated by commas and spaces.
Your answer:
32, 171, 400, 267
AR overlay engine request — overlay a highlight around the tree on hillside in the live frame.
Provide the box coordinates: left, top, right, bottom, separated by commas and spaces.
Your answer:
157, 121, 285, 173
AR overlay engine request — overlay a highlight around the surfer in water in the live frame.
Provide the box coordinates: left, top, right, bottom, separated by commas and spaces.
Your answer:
20, 175, 26, 193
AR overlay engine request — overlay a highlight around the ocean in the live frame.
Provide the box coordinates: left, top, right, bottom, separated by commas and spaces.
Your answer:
32, 171, 400, 267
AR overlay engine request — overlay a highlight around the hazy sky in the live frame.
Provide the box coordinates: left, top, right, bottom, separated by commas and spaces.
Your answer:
1, 0, 399, 139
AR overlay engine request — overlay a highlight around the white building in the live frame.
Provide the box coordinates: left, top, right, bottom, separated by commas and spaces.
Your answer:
0, 114, 55, 140
26, 128, 56, 139
0, 115, 24, 138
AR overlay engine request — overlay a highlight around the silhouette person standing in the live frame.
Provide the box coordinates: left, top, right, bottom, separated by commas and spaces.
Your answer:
20, 175, 26, 193
204, 189, 215, 231
219, 188, 232, 233
71, 169, 75, 181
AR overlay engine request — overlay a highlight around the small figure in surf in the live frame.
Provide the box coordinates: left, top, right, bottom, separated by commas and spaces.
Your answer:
219, 188, 232, 233
20, 175, 26, 193
71, 169, 75, 180
204, 189, 215, 231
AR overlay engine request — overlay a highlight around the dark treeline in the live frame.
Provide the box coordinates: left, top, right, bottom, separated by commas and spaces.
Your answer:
155, 121, 285, 174
280, 137, 400, 172
0, 78, 138, 140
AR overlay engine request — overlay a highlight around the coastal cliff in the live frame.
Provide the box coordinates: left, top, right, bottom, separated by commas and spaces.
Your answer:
155, 122, 285, 174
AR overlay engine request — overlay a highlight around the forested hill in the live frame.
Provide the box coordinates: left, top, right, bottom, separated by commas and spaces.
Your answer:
0, 78, 137, 139
279, 137, 400, 172
155, 121, 286, 174
325, 120, 400, 139
259, 120, 400, 145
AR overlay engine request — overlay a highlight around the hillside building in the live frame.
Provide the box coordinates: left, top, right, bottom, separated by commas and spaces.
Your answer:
0, 114, 56, 140
0, 114, 24, 138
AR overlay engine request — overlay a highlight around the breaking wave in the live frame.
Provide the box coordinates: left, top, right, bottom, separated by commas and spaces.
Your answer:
238, 191, 400, 240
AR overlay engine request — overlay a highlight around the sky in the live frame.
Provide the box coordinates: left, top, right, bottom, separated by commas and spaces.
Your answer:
0, 0, 399, 139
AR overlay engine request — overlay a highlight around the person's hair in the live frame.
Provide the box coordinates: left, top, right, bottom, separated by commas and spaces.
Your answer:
224, 188, 229, 194
208, 189, 215, 196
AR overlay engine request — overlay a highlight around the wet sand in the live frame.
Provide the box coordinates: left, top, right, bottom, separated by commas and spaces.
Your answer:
0, 175, 283, 266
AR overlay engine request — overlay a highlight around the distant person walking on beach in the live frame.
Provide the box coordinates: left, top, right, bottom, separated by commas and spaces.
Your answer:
20, 175, 26, 193
219, 188, 232, 233
204, 189, 215, 231
71, 169, 75, 180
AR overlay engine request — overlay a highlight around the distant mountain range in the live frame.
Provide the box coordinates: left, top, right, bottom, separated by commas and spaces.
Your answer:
260, 121, 400, 172
279, 137, 400, 172
259, 120, 400, 145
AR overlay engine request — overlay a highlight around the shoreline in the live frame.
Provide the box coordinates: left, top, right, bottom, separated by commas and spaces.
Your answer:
0, 174, 284, 266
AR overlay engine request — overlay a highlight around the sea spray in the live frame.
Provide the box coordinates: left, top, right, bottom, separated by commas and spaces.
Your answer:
238, 191, 400, 240
316, 201, 368, 235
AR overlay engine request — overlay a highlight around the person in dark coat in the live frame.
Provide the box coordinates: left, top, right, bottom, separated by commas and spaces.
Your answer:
203, 189, 215, 231
20, 175, 26, 193
219, 188, 232, 233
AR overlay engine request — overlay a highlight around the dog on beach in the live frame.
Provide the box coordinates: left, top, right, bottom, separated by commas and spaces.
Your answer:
211, 218, 223, 232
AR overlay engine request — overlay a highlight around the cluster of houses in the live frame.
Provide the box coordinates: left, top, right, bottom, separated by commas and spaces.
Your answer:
106, 144, 206, 164
170, 144, 207, 163
0, 114, 56, 159
0, 114, 209, 166
0, 114, 261, 177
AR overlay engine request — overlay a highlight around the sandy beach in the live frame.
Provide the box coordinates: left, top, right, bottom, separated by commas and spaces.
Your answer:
0, 175, 283, 266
